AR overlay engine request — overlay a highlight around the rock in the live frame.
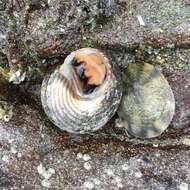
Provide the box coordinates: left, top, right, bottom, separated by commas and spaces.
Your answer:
89, 0, 190, 48
0, 100, 188, 189
0, 0, 189, 189
167, 71, 190, 128
0, 0, 97, 82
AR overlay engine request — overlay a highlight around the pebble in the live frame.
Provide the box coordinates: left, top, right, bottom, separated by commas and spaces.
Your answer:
178, 182, 189, 190
84, 181, 94, 189
84, 162, 92, 171
83, 154, 91, 161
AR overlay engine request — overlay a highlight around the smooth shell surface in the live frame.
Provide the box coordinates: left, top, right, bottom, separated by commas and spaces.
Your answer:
41, 48, 122, 134
117, 63, 175, 138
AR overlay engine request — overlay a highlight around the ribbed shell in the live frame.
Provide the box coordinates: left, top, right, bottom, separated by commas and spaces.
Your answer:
41, 49, 122, 134
117, 63, 175, 138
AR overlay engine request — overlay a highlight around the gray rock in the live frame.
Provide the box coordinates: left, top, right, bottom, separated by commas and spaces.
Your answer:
0, 0, 190, 189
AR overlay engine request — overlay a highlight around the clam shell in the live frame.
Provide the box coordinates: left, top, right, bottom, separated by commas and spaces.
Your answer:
117, 63, 175, 138
41, 48, 122, 133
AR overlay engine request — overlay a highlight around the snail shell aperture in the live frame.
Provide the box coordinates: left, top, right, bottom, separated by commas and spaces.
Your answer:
117, 63, 175, 138
41, 48, 123, 133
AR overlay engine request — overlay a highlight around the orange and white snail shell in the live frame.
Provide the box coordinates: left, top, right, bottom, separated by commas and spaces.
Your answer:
41, 48, 122, 133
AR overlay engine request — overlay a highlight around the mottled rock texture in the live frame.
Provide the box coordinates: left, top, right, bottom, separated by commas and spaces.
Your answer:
0, 93, 189, 189
0, 0, 190, 189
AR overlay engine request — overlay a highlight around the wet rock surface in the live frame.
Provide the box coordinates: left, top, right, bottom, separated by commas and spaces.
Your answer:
0, 93, 189, 190
0, 0, 190, 189
168, 71, 190, 129
89, 0, 190, 48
